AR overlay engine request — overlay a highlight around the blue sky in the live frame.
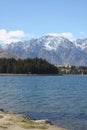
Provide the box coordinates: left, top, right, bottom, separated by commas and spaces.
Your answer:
0, 0, 87, 43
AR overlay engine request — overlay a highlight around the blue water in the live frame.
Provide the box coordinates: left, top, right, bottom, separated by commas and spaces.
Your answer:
0, 75, 87, 130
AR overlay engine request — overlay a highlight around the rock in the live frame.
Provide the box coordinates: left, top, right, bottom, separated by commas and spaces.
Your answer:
0, 109, 4, 112
45, 120, 53, 125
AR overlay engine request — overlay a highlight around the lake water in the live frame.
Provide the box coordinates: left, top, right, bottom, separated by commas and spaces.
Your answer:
0, 75, 87, 130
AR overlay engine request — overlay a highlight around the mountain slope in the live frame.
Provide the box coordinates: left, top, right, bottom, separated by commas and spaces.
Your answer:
75, 38, 87, 53
0, 51, 20, 59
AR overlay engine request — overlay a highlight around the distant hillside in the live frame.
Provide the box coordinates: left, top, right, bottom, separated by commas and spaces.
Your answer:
0, 51, 20, 60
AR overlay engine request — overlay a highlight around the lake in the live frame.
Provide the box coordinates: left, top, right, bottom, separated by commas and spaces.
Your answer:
0, 75, 87, 130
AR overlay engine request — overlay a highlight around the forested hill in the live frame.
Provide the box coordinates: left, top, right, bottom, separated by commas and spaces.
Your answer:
0, 58, 58, 74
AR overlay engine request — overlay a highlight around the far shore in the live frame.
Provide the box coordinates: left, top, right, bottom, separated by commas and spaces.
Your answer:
0, 109, 67, 130
0, 73, 62, 76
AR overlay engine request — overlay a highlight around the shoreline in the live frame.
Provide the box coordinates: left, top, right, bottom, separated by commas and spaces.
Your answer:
0, 109, 67, 130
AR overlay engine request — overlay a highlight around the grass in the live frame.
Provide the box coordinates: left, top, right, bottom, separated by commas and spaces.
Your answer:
4, 123, 13, 126
20, 120, 48, 129
0, 126, 8, 129
20, 123, 47, 129
0, 115, 3, 119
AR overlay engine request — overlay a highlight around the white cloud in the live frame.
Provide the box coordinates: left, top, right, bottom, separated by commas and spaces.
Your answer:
48, 32, 75, 41
0, 29, 28, 44
8, 30, 25, 37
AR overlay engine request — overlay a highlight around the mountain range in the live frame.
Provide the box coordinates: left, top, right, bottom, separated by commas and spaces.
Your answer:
0, 34, 87, 66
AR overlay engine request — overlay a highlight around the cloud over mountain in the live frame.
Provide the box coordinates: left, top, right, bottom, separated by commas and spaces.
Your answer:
0, 29, 27, 44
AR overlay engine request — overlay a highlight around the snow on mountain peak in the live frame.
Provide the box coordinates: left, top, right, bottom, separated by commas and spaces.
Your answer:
38, 35, 63, 51
38, 34, 74, 51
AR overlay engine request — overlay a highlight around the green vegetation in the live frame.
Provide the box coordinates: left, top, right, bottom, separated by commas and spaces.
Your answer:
0, 58, 58, 74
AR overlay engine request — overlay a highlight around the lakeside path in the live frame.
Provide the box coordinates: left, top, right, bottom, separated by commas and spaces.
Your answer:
0, 110, 67, 130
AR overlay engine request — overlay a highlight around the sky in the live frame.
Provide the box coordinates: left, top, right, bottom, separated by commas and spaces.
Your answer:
0, 0, 87, 43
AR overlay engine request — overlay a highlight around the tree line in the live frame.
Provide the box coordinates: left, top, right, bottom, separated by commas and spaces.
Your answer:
0, 58, 87, 75
0, 58, 58, 74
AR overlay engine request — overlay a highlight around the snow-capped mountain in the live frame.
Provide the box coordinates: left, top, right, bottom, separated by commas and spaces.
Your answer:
0, 34, 87, 66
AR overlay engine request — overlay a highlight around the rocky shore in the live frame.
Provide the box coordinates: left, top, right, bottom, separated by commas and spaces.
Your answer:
0, 109, 67, 130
